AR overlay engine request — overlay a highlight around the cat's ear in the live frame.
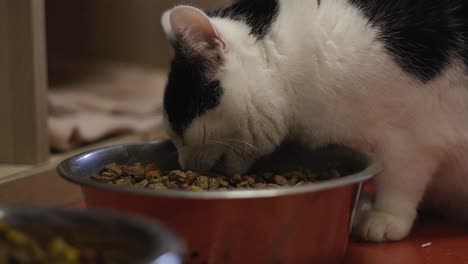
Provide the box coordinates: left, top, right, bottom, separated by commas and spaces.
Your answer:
161, 6, 226, 56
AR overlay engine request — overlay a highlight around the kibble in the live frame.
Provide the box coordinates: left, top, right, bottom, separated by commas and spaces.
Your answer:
91, 162, 343, 191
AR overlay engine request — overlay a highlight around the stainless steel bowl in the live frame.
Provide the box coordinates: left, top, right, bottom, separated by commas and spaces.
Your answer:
0, 206, 185, 264
57, 140, 382, 264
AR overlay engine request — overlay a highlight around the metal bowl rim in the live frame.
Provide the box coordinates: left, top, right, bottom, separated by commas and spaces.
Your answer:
0, 206, 185, 261
57, 140, 382, 200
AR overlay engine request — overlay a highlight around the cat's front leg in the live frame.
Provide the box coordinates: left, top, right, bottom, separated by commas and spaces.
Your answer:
354, 139, 438, 242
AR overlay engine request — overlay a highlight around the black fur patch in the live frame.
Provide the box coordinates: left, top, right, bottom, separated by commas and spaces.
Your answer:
349, 0, 468, 82
209, 0, 279, 39
164, 45, 223, 136
164, 1, 279, 136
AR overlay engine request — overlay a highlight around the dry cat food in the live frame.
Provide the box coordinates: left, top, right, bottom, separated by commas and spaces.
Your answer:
0, 221, 105, 264
91, 162, 342, 191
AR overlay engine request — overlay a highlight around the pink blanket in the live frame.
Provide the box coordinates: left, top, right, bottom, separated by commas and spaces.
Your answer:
48, 61, 166, 151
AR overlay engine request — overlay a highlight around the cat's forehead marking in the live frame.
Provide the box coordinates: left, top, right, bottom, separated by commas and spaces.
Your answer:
209, 0, 279, 40
163, 50, 223, 136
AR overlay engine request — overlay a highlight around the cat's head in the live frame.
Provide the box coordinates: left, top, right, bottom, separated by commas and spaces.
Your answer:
160, 5, 287, 175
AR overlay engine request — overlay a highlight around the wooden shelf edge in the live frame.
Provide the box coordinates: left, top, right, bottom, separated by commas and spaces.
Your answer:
0, 131, 167, 205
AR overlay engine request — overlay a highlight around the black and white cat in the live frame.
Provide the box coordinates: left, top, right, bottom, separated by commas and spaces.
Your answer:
160, 0, 468, 242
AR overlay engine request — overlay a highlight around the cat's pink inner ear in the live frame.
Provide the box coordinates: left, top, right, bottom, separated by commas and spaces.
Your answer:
169, 6, 226, 50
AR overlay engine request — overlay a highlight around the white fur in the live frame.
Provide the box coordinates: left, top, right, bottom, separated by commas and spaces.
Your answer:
163, 0, 468, 242
161, 10, 174, 41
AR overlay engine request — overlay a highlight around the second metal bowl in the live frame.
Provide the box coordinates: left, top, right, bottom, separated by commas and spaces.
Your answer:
0, 206, 185, 264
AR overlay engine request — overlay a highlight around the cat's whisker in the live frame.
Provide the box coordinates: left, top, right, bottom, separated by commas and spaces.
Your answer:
219, 140, 259, 160
225, 139, 261, 154
214, 140, 259, 162
203, 122, 208, 144
205, 140, 249, 160
205, 140, 235, 151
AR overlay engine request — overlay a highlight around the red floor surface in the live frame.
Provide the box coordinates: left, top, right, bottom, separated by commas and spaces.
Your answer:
345, 217, 468, 264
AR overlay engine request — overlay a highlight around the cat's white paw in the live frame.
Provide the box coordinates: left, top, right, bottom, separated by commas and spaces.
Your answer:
354, 210, 414, 242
